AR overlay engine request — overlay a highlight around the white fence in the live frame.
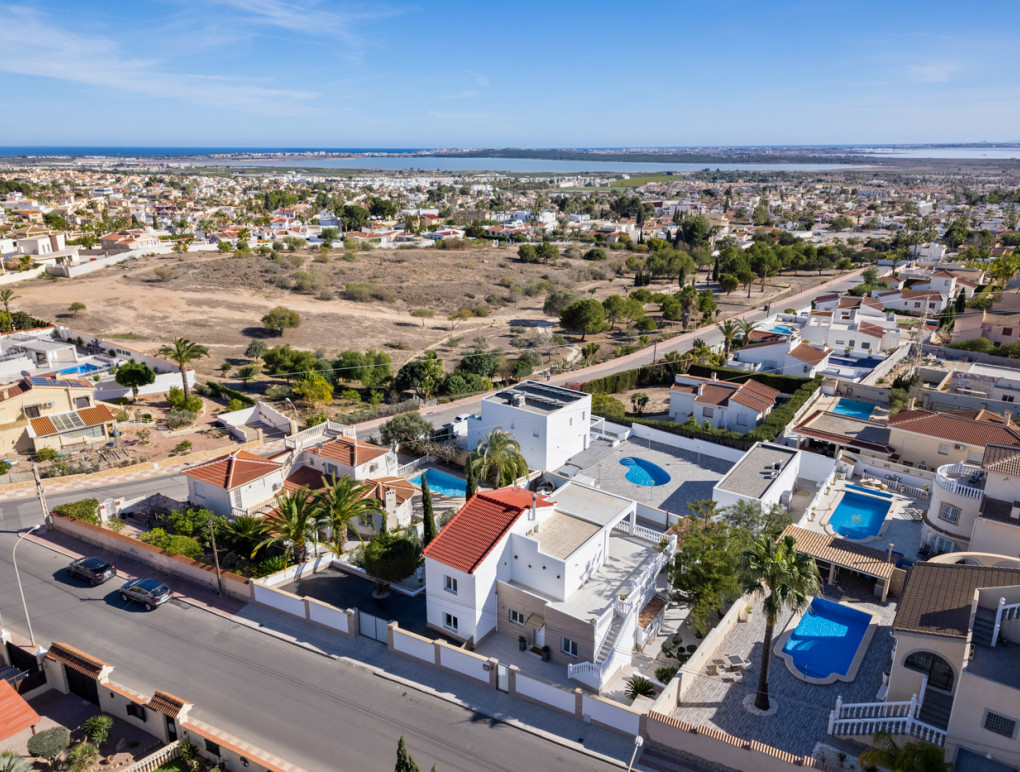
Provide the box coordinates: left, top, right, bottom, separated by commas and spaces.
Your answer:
306, 597, 350, 634
582, 694, 641, 736
629, 422, 747, 463
934, 463, 983, 500
828, 692, 947, 746
122, 742, 180, 772
391, 627, 435, 662
515, 673, 576, 713
439, 645, 490, 682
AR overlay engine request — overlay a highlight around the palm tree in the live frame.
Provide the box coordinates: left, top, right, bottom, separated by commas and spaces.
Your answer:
0, 750, 32, 772
0, 289, 17, 316
227, 514, 264, 555
741, 533, 819, 711
316, 474, 385, 556
252, 488, 328, 565
157, 337, 209, 398
735, 318, 758, 343
468, 429, 529, 487
716, 320, 739, 360
858, 731, 950, 772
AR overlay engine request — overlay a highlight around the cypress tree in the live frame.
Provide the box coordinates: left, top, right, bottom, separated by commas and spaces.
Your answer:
465, 465, 478, 499
421, 478, 436, 546
395, 736, 420, 772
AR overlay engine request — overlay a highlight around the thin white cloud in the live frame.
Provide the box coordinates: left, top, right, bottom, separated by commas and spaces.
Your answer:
468, 70, 490, 87
209, 0, 405, 46
0, 5, 319, 115
441, 90, 479, 100
907, 63, 961, 83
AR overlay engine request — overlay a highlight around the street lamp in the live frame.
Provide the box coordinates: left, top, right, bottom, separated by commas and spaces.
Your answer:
627, 735, 644, 772
13, 525, 41, 647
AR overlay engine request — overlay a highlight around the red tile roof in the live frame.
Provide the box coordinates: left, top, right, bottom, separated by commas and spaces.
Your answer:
788, 343, 831, 365
305, 437, 389, 468
30, 403, 115, 438
146, 691, 190, 718
0, 680, 40, 742
889, 409, 1020, 448
670, 375, 779, 412
422, 488, 548, 574
182, 450, 282, 489
46, 642, 108, 678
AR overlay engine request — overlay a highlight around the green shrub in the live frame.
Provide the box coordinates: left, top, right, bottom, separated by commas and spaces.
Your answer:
625, 675, 656, 700
227, 398, 244, 412
591, 393, 626, 421
251, 555, 287, 577
164, 535, 203, 560
363, 532, 420, 582
84, 714, 113, 746
27, 727, 70, 761
205, 381, 256, 407
655, 666, 678, 684
166, 409, 197, 429
37, 447, 59, 461
53, 498, 100, 525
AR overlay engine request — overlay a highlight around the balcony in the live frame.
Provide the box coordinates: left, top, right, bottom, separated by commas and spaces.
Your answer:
934, 463, 984, 500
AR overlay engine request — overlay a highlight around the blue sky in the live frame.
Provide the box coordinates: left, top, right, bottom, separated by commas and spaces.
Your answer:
2, 0, 1018, 147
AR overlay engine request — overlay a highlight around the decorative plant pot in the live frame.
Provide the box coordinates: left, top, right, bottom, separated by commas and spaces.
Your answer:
541, 647, 550, 661
518, 637, 527, 651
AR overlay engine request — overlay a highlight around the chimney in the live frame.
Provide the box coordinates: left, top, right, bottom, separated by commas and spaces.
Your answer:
887, 543, 894, 562
385, 488, 396, 514
530, 491, 537, 521
711, 372, 718, 381
907, 397, 916, 410
1005, 411, 1013, 425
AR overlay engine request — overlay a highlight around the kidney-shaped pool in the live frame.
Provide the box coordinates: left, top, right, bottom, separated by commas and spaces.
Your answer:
619, 457, 671, 486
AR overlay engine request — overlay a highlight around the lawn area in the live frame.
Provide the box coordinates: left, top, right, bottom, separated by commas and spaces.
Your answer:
155, 760, 189, 772
609, 174, 677, 187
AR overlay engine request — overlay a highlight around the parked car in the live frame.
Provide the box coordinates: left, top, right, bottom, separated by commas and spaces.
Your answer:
120, 578, 172, 610
67, 557, 116, 586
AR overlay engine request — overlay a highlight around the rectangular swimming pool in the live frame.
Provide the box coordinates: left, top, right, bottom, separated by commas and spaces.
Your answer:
782, 597, 872, 679
828, 490, 892, 539
411, 469, 468, 498
831, 399, 875, 419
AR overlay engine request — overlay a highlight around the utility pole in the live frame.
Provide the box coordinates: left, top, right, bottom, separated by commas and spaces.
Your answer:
33, 464, 51, 529
209, 520, 224, 596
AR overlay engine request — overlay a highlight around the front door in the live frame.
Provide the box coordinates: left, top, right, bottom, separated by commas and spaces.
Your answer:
534, 625, 545, 649
64, 666, 99, 705
165, 716, 177, 741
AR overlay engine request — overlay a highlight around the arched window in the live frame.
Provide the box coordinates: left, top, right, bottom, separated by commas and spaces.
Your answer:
904, 651, 955, 691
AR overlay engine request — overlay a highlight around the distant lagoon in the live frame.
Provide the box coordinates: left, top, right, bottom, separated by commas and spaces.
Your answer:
224, 157, 864, 174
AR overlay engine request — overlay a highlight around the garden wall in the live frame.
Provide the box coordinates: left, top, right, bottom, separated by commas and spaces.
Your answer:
49, 514, 251, 601
629, 422, 747, 463
673, 593, 751, 703
249, 580, 356, 638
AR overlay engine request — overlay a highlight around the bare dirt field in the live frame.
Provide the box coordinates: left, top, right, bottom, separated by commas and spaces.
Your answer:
12, 245, 841, 380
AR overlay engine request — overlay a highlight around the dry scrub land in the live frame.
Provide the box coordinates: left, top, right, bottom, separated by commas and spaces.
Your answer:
13, 245, 836, 379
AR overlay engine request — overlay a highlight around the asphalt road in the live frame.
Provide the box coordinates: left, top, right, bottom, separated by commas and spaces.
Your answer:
0, 490, 624, 772
365, 269, 866, 438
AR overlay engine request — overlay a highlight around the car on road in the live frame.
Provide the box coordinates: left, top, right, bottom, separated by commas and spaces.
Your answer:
67, 557, 116, 586
120, 578, 172, 610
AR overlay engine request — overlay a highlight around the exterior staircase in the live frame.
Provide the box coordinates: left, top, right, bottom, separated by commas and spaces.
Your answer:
972, 607, 997, 647
918, 689, 953, 730
595, 615, 625, 665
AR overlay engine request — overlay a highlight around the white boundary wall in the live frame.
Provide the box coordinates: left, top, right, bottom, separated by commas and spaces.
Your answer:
582, 694, 641, 736
439, 646, 490, 682
306, 598, 349, 634
392, 628, 434, 662
515, 673, 576, 714
252, 583, 305, 617
629, 422, 747, 463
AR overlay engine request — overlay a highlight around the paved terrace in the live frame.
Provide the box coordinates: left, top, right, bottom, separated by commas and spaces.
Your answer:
672, 578, 897, 759
564, 437, 733, 516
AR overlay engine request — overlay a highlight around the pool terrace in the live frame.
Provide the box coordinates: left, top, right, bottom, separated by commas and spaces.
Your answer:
671, 576, 897, 759
561, 437, 733, 516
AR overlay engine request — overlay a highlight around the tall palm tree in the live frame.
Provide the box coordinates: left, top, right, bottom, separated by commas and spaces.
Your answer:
735, 318, 758, 343
316, 474, 385, 556
741, 533, 819, 711
716, 320, 739, 361
468, 429, 529, 487
0, 289, 17, 316
858, 731, 950, 772
157, 337, 208, 398
252, 488, 327, 565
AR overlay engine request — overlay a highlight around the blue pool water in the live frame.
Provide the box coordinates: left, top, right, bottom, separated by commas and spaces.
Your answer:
48, 363, 100, 376
782, 597, 871, 679
620, 457, 671, 486
828, 491, 892, 539
770, 324, 795, 335
411, 469, 468, 498
846, 483, 894, 499
831, 399, 876, 419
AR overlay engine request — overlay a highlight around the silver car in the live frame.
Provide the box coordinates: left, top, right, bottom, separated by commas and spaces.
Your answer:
120, 578, 172, 610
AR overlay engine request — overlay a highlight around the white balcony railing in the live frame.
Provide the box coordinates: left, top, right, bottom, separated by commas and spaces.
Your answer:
935, 463, 984, 500
828, 683, 947, 747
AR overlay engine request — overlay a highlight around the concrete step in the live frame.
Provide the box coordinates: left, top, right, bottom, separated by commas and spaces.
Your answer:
919, 690, 953, 730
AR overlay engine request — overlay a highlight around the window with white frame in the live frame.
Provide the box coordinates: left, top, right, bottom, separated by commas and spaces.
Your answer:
444, 613, 458, 631
938, 444, 950, 455
509, 609, 525, 625
444, 575, 458, 594
702, 407, 714, 418
561, 637, 578, 657
983, 710, 1017, 739
939, 503, 960, 524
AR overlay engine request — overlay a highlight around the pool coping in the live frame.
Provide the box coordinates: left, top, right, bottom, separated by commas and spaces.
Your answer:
772, 596, 879, 685
408, 466, 469, 500
821, 484, 898, 544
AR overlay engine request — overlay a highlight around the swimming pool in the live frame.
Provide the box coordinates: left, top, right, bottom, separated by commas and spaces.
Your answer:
846, 483, 894, 499
411, 469, 468, 498
619, 457, 671, 486
770, 324, 795, 335
828, 490, 892, 539
831, 399, 875, 419
47, 363, 100, 376
781, 597, 872, 680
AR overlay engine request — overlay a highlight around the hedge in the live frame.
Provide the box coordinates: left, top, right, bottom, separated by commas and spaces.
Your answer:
206, 381, 256, 407
684, 364, 814, 395
52, 498, 100, 525
581, 362, 813, 397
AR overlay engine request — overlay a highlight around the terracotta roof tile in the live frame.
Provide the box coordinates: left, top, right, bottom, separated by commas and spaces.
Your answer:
638, 595, 668, 629
893, 563, 1020, 639
46, 642, 108, 679
889, 409, 1020, 448
788, 343, 831, 365
182, 450, 282, 490
306, 437, 389, 468
146, 691, 190, 718
781, 525, 895, 581
0, 680, 40, 742
422, 488, 548, 574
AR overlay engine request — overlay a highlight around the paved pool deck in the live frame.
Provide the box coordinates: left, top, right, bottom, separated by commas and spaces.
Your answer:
565, 438, 733, 517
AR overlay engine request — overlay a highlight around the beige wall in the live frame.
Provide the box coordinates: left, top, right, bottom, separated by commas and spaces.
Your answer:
969, 519, 1020, 563
888, 631, 966, 702
495, 580, 596, 665
887, 429, 983, 469
0, 384, 96, 453
946, 670, 1020, 768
